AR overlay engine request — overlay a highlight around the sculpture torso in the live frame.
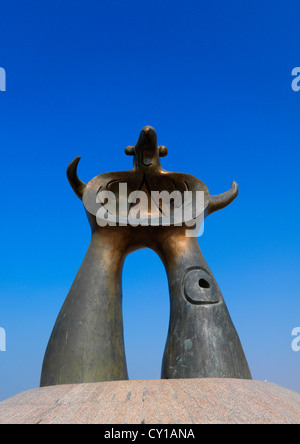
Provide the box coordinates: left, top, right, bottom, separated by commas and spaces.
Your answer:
83, 168, 209, 229
68, 126, 237, 232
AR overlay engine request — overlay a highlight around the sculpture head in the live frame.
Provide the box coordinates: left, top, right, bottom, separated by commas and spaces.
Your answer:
125, 126, 168, 170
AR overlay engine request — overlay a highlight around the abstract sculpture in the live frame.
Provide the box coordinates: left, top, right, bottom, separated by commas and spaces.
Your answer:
40, 126, 251, 387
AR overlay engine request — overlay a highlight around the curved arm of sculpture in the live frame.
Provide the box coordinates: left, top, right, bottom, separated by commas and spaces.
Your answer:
66, 156, 86, 200
207, 181, 239, 216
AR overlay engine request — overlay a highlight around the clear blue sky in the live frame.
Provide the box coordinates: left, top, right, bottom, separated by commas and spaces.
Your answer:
0, 0, 299, 401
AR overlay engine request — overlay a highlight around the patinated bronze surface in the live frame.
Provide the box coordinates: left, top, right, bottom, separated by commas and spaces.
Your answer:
40, 126, 251, 387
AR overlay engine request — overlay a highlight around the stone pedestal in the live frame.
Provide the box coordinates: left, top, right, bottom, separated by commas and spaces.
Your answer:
0, 378, 299, 424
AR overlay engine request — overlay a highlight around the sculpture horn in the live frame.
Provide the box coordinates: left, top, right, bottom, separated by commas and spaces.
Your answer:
207, 181, 239, 215
66, 156, 86, 200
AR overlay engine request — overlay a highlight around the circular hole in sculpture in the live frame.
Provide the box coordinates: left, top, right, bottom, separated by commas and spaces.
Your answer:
199, 278, 210, 289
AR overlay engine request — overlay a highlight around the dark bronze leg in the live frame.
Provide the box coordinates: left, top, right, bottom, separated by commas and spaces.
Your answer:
159, 235, 252, 380
40, 232, 128, 387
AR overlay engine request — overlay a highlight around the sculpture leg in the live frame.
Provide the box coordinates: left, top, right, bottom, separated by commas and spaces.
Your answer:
40, 232, 128, 387
159, 234, 251, 380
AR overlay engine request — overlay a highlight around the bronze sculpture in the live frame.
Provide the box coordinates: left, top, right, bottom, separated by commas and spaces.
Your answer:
40, 126, 251, 387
